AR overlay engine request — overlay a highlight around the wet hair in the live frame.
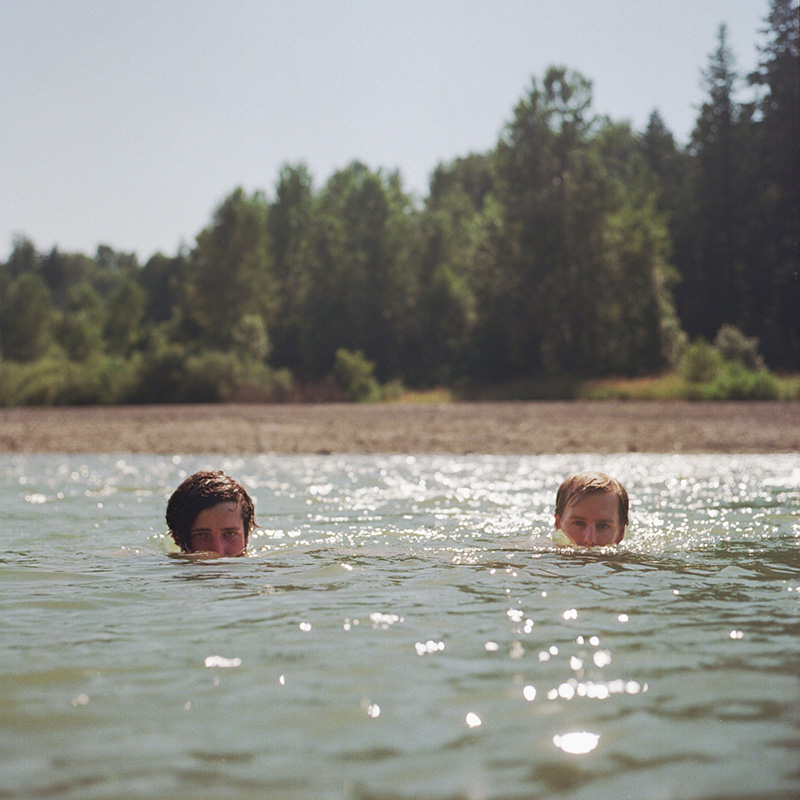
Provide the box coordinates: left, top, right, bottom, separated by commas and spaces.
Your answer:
166, 470, 256, 552
555, 471, 629, 528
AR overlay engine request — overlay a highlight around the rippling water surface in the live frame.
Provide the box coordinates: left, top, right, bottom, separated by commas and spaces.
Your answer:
1, 452, 798, 800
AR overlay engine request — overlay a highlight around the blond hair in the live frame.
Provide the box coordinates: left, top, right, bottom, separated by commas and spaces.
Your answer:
555, 471, 628, 527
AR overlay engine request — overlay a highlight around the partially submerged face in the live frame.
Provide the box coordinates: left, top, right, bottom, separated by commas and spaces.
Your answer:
555, 489, 625, 547
185, 500, 247, 556
166, 471, 255, 557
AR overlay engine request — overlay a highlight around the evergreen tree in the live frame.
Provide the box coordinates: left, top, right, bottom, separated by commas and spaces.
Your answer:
748, 0, 800, 367
414, 154, 490, 382
268, 164, 315, 370
682, 24, 743, 340
300, 163, 417, 379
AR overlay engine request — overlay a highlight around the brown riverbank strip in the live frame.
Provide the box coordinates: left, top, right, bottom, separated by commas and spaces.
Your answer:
0, 402, 796, 454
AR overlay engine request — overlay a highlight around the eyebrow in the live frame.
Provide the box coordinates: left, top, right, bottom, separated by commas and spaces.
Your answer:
191, 525, 242, 532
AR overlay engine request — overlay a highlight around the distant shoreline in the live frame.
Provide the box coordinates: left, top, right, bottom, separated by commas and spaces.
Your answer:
0, 401, 797, 455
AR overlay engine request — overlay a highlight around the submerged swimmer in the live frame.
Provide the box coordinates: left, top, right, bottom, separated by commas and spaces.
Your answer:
166, 471, 255, 556
554, 471, 628, 547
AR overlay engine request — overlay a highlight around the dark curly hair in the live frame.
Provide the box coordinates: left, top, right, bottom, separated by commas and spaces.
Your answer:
166, 471, 256, 552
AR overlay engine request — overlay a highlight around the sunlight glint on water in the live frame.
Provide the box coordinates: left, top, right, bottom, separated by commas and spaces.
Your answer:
1, 452, 798, 800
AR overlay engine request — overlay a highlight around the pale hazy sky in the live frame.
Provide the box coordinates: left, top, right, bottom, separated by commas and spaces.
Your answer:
1, 0, 770, 262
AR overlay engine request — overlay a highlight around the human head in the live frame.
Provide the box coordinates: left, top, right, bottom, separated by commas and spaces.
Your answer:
166, 470, 256, 555
554, 471, 628, 546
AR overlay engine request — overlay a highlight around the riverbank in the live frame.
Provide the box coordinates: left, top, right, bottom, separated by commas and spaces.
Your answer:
0, 401, 797, 454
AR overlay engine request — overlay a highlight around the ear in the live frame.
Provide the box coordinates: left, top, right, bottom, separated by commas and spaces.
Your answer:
614, 527, 625, 544
554, 513, 562, 531
169, 530, 186, 552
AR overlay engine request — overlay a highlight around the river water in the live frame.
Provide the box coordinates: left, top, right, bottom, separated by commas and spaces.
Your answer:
1, 452, 798, 800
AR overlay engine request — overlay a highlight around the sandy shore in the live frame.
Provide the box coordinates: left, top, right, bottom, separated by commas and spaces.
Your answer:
0, 402, 797, 454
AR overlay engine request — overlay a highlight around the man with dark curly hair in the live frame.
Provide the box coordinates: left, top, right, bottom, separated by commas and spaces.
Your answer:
166, 471, 256, 556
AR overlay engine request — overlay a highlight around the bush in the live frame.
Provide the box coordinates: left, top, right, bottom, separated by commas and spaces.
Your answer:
678, 339, 723, 383
227, 366, 295, 402
126, 344, 189, 403
704, 362, 781, 400
332, 348, 381, 402
179, 351, 245, 402
0, 356, 135, 406
713, 324, 766, 371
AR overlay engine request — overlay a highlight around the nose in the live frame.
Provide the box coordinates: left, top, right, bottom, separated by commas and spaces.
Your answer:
584, 525, 598, 545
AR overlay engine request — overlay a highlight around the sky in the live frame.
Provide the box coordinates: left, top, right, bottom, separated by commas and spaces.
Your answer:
1, 0, 772, 263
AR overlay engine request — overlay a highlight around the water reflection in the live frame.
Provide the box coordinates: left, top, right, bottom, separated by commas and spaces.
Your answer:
553, 731, 600, 754
1, 453, 798, 799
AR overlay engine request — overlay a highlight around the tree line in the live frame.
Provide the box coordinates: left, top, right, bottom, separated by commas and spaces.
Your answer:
1, 0, 797, 405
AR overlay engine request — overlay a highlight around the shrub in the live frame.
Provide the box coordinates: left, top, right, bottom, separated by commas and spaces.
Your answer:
126, 344, 189, 403
232, 314, 270, 362
178, 351, 244, 402
678, 339, 723, 383
713, 324, 766, 371
332, 348, 381, 402
704, 362, 781, 400
0, 358, 98, 405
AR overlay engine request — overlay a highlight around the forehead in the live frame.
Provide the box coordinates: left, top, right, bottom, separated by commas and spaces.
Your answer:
564, 490, 619, 518
191, 500, 243, 525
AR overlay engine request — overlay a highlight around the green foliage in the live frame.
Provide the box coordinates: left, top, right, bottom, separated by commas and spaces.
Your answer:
299, 162, 419, 380
703, 362, 782, 400
1, 7, 797, 404
126, 344, 189, 404
580, 370, 796, 401
0, 273, 55, 361
0, 356, 138, 406
104, 278, 146, 356
55, 311, 104, 361
678, 339, 723, 383
713, 324, 766, 370
178, 351, 245, 402
185, 188, 275, 349
332, 348, 381, 402
232, 314, 270, 362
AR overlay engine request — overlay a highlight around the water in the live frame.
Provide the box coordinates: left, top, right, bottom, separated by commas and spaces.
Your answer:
1, 452, 798, 800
